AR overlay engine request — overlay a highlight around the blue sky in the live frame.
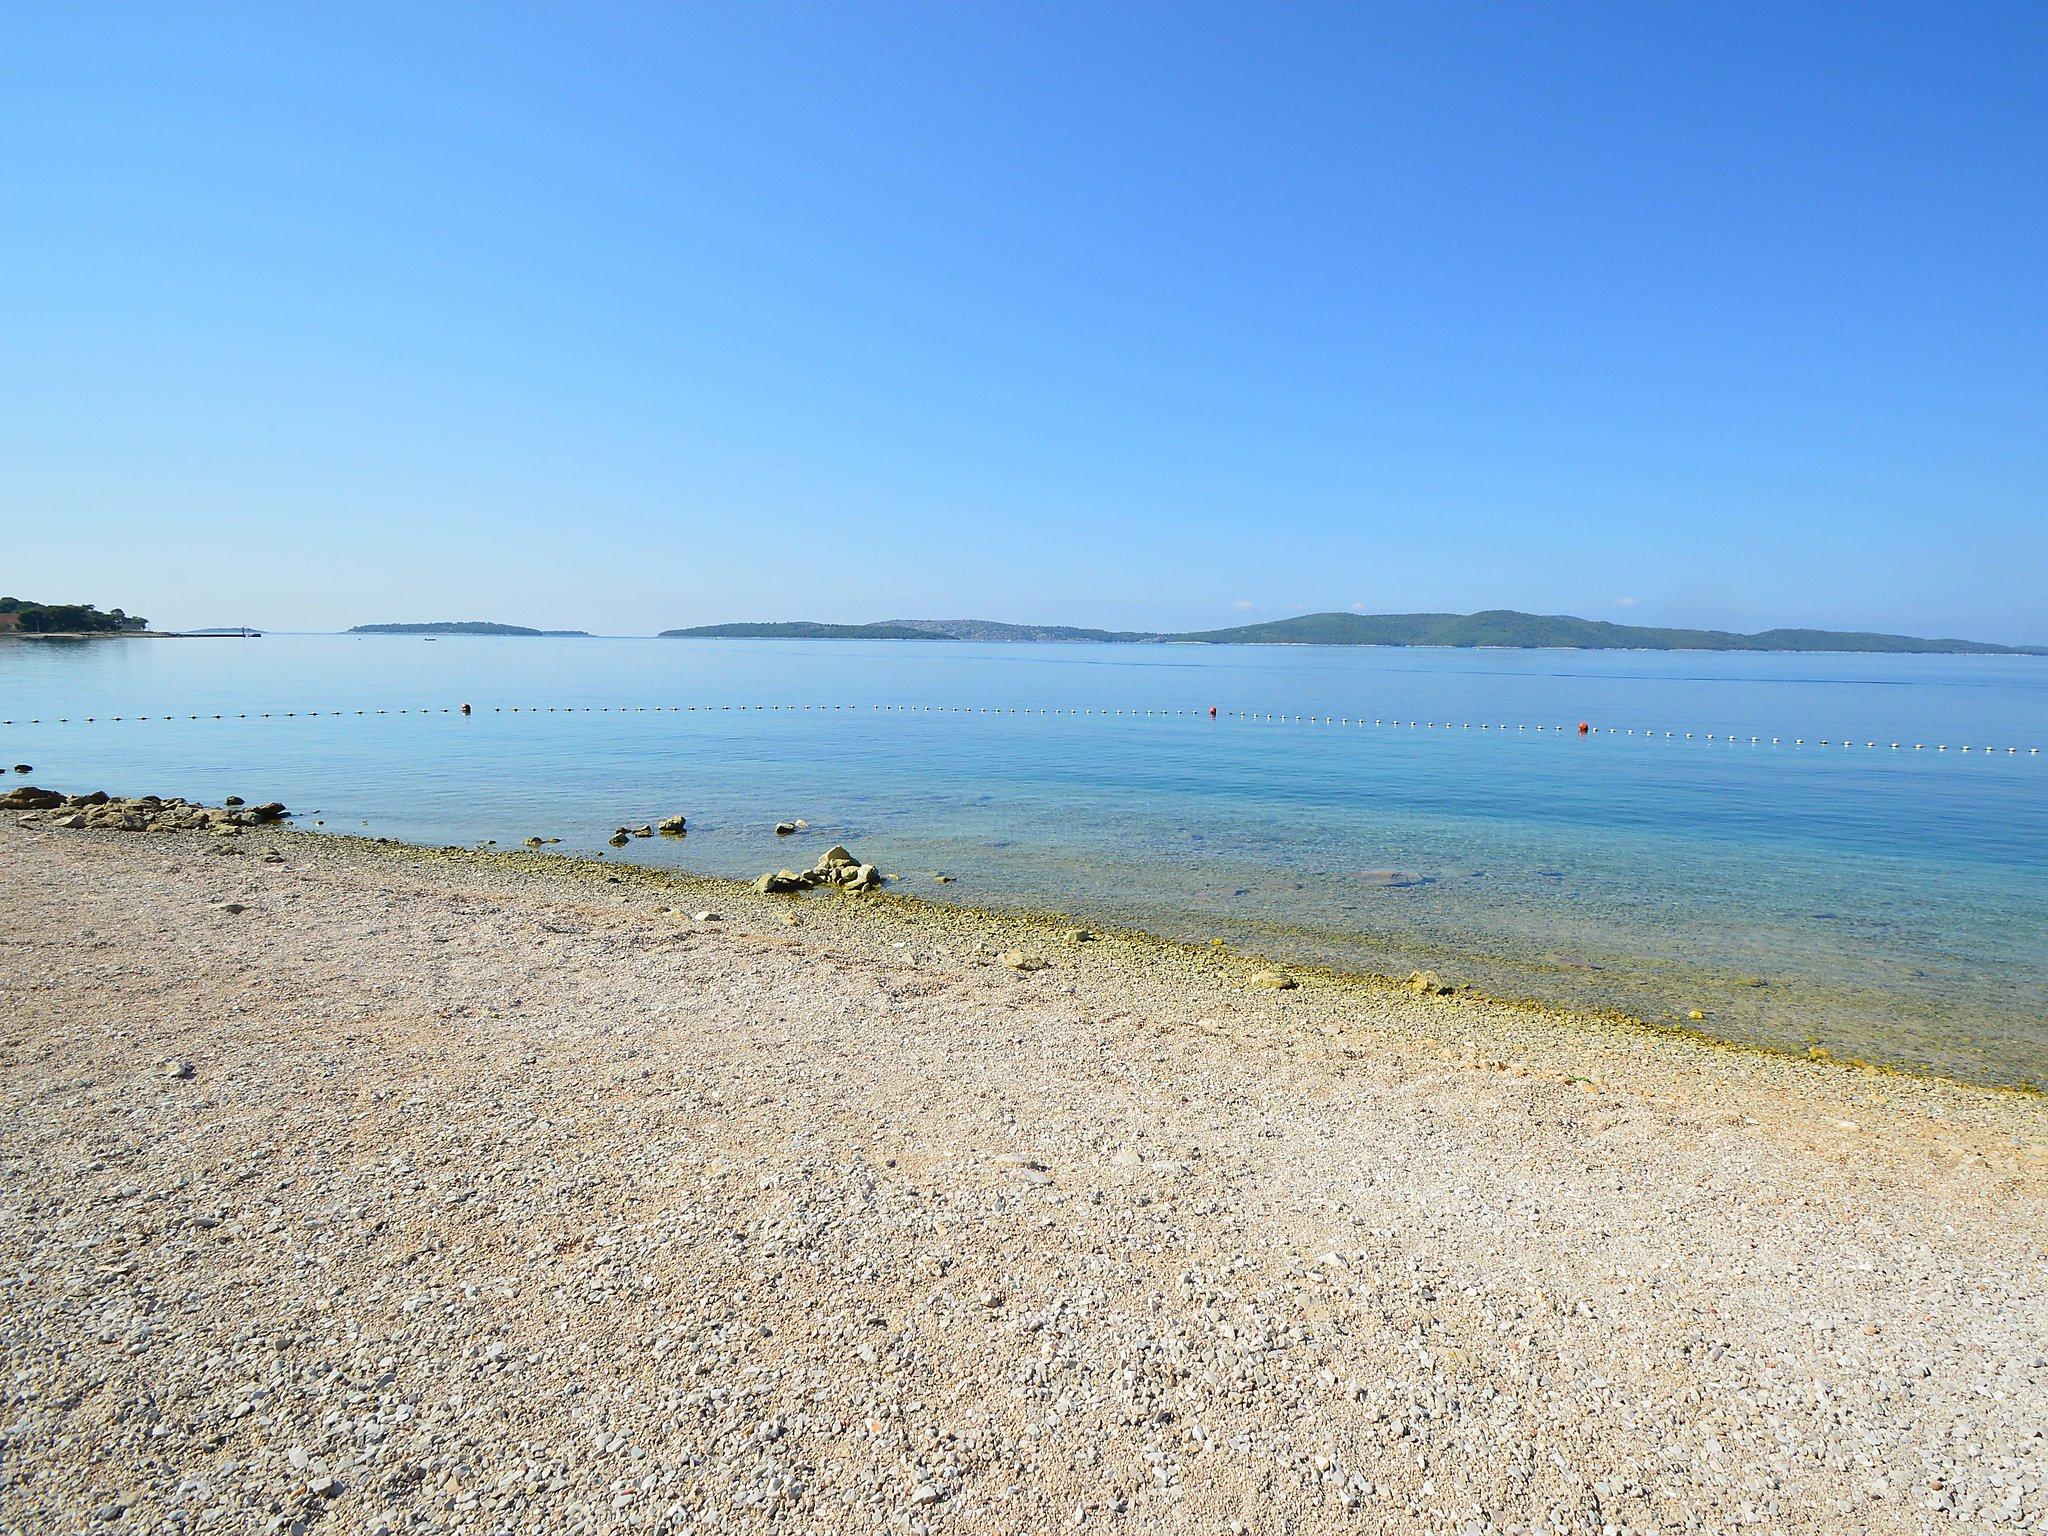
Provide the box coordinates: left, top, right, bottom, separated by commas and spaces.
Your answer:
5, 3, 2044, 639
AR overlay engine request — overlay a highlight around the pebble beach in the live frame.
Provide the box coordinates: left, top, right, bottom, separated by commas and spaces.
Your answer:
4, 807, 2046, 1535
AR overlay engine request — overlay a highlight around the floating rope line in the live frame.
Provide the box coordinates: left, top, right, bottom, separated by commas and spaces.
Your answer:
0, 702, 2039, 757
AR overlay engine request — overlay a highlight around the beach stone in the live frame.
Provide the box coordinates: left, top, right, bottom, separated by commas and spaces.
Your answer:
0, 786, 64, 811
1064, 928, 1095, 944
819, 845, 856, 868
1407, 969, 1453, 996
1251, 970, 1298, 990
754, 871, 807, 895
999, 950, 1048, 971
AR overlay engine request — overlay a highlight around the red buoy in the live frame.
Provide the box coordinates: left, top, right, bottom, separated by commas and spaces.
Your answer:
1577, 720, 1589, 735
1209, 705, 1218, 719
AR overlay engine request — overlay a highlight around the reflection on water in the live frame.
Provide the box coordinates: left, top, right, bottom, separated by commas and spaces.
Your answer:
5, 635, 2045, 1087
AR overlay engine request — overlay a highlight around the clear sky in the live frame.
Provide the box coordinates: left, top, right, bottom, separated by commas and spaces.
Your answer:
5, 3, 2045, 640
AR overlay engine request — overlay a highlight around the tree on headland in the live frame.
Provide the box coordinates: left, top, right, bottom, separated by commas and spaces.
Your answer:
0, 597, 149, 633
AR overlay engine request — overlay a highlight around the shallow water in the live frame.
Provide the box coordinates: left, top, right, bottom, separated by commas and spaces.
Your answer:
6, 634, 2045, 1086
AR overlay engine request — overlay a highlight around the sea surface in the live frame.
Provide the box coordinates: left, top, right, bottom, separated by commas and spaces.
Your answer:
6, 634, 2045, 1088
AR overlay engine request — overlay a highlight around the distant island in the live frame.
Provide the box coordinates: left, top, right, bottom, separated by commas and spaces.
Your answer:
1, 597, 148, 634
347, 622, 594, 637
657, 618, 1157, 642
659, 609, 2045, 655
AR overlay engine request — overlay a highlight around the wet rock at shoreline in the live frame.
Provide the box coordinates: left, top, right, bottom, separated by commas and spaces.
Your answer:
775, 821, 798, 835
5, 785, 291, 833
657, 814, 687, 835
1407, 969, 1454, 996
752, 845, 888, 897
1251, 970, 1298, 990
11, 764, 31, 774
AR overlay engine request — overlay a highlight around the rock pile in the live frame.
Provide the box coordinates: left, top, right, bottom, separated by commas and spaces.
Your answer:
753, 843, 884, 896
4, 786, 286, 833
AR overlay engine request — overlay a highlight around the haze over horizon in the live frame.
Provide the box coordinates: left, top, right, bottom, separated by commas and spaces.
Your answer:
7, 4, 2046, 642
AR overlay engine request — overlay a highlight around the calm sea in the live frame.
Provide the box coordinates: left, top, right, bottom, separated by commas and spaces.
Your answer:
6, 635, 2045, 1088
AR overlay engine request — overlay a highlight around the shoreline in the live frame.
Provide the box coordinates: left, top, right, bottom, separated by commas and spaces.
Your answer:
373, 829, 2048, 1105
8, 784, 2043, 1100
4, 810, 2045, 1531
0, 630, 261, 640
13, 791, 2044, 1125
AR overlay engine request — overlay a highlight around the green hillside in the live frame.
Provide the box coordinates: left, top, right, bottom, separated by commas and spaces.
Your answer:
1171, 610, 2045, 654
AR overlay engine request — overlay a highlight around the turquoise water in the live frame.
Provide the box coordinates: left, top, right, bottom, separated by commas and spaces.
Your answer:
6, 635, 2046, 1087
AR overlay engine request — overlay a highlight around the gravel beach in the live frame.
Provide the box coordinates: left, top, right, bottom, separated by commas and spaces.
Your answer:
3, 815, 2045, 1535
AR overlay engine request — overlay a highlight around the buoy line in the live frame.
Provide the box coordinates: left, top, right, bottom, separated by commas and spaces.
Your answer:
0, 702, 2039, 758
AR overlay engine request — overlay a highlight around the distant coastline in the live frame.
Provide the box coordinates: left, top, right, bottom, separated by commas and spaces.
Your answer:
657, 609, 2046, 655
347, 622, 594, 637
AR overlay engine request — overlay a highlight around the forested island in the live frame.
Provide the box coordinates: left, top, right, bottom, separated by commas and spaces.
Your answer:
659, 609, 2044, 655
347, 622, 594, 637
0, 598, 148, 634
